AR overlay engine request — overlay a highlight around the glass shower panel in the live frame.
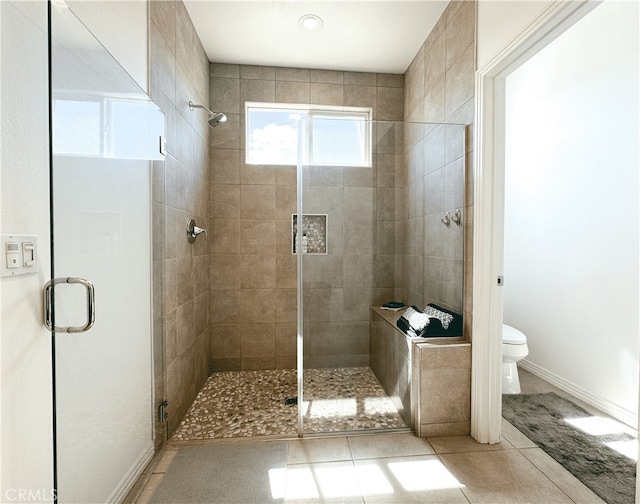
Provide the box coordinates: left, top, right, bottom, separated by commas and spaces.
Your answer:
297, 119, 466, 435
297, 119, 410, 435
411, 122, 466, 313
50, 3, 164, 502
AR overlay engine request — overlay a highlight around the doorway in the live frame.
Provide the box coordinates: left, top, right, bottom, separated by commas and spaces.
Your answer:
502, 0, 639, 425
472, 0, 640, 499
473, 0, 602, 444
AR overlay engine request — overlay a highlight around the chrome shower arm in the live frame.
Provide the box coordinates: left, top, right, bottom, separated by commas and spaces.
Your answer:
188, 101, 216, 116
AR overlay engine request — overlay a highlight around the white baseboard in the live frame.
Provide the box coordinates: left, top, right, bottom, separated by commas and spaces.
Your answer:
110, 444, 155, 504
519, 359, 638, 429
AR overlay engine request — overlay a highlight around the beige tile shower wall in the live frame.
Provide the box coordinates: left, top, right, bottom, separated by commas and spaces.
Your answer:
208, 64, 404, 371
403, 0, 476, 338
149, 0, 211, 439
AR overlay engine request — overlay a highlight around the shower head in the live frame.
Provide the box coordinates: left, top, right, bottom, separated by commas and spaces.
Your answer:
208, 112, 227, 127
188, 101, 227, 128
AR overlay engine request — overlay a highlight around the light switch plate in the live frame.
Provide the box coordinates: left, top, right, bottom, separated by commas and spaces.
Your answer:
1, 234, 38, 278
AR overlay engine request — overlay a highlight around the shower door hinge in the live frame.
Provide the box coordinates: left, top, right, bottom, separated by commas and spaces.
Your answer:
497, 276, 504, 286
159, 400, 168, 423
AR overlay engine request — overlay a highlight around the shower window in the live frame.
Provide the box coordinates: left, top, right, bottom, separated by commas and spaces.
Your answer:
245, 102, 371, 166
53, 97, 164, 160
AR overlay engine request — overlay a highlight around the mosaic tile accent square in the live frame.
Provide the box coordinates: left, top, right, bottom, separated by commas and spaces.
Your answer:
292, 214, 327, 254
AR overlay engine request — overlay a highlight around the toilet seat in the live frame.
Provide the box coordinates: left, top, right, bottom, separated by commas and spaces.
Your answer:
503, 324, 527, 345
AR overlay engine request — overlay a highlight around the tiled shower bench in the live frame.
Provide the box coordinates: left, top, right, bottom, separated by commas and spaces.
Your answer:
370, 306, 471, 437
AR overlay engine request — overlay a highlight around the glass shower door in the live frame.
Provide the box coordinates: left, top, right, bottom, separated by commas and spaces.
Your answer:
49, 4, 164, 502
296, 117, 411, 434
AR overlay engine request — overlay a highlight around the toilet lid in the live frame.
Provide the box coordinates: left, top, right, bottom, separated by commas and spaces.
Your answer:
503, 324, 527, 344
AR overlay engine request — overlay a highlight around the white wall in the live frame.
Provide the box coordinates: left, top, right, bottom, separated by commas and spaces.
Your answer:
477, 0, 552, 70
503, 0, 639, 422
0, 1, 54, 499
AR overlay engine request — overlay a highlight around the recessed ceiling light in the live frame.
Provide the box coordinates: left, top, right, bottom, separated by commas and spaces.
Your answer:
298, 14, 323, 32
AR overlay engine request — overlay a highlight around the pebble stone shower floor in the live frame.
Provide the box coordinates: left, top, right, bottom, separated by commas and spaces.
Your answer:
172, 367, 407, 440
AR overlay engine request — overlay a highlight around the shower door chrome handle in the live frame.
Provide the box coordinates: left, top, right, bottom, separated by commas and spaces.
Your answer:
44, 277, 96, 333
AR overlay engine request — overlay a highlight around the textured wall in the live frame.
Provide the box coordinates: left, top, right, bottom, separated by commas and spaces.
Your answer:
403, 0, 476, 336
207, 65, 404, 370
149, 0, 211, 438
0, 0, 54, 494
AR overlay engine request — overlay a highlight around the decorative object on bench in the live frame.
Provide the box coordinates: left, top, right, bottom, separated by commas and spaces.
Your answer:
422, 303, 463, 337
396, 304, 463, 338
396, 306, 431, 337
423, 304, 454, 329
381, 301, 406, 311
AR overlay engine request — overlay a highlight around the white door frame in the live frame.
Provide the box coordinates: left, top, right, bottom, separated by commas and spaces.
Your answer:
470, 0, 603, 444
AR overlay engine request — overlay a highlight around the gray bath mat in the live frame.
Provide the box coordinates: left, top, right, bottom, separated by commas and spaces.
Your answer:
150, 442, 287, 503
502, 392, 636, 504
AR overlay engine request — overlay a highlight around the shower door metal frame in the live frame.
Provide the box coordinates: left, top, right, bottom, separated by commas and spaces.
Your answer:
295, 119, 306, 437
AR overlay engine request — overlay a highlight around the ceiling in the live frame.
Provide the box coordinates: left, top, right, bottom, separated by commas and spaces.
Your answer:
183, 1, 449, 75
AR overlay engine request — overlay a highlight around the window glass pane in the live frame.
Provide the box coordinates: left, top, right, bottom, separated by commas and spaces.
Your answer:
246, 108, 304, 165
246, 103, 371, 166
109, 100, 165, 160
310, 114, 370, 166
53, 99, 102, 156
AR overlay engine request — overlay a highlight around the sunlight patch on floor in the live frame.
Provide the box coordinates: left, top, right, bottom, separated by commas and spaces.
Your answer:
303, 398, 357, 418
269, 458, 464, 500
364, 397, 401, 416
314, 465, 362, 498
564, 416, 636, 437
388, 459, 464, 491
268, 468, 289, 500
605, 440, 638, 461
354, 464, 395, 496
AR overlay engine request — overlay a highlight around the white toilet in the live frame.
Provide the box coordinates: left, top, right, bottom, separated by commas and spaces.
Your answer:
502, 324, 529, 394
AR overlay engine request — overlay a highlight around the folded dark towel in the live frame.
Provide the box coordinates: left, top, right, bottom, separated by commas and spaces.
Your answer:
397, 306, 431, 337
396, 304, 463, 338
382, 301, 406, 309
421, 303, 463, 337
381, 301, 406, 311
423, 305, 454, 329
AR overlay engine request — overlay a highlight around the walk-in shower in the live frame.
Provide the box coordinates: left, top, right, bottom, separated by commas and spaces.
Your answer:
175, 117, 467, 441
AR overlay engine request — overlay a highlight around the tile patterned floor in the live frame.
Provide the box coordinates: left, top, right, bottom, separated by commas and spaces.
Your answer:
172, 367, 407, 441
130, 369, 628, 504
134, 432, 607, 504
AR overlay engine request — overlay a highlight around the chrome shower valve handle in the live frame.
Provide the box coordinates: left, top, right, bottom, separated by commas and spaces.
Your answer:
187, 218, 208, 243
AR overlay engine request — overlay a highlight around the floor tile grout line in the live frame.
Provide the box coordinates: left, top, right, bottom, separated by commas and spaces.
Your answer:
513, 444, 584, 504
